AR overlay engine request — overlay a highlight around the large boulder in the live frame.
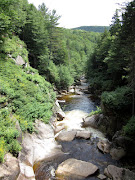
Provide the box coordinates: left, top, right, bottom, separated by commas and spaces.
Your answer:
76, 130, 91, 139
55, 158, 98, 179
110, 148, 126, 160
82, 114, 103, 128
104, 165, 135, 180
18, 120, 63, 180
55, 130, 77, 142
0, 153, 20, 180
97, 140, 111, 154
112, 132, 135, 158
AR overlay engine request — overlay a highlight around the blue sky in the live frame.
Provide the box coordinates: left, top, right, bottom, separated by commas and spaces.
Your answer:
28, 0, 132, 28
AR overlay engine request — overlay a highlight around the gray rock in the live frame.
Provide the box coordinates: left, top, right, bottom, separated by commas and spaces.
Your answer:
15, 120, 22, 143
16, 55, 25, 65
97, 174, 106, 179
0, 153, 20, 180
55, 100, 65, 121
82, 114, 102, 128
110, 148, 126, 160
104, 165, 135, 180
97, 140, 111, 154
18, 120, 63, 180
55, 130, 77, 141
54, 124, 65, 135
55, 158, 98, 179
76, 130, 91, 139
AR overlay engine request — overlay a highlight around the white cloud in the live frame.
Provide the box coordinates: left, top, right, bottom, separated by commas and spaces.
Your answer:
28, 0, 132, 28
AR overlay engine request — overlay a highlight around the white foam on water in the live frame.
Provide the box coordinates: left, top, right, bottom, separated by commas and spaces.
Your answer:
58, 110, 106, 140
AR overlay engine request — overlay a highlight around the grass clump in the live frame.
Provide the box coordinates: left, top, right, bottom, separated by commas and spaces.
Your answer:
89, 106, 102, 116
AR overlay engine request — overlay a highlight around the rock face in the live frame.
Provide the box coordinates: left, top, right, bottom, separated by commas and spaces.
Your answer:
17, 120, 63, 180
112, 132, 135, 158
97, 140, 111, 154
104, 165, 135, 180
16, 55, 25, 65
55, 158, 98, 179
82, 114, 103, 128
0, 153, 20, 180
76, 130, 91, 139
54, 124, 65, 134
55, 130, 77, 141
55, 100, 66, 121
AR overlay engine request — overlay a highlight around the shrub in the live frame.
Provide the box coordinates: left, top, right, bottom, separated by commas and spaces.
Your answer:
58, 65, 74, 89
123, 116, 135, 138
101, 86, 131, 112
0, 108, 21, 161
1, 36, 28, 62
0, 138, 5, 163
89, 106, 102, 116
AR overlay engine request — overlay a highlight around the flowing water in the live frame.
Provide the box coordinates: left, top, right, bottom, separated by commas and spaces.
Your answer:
35, 80, 119, 180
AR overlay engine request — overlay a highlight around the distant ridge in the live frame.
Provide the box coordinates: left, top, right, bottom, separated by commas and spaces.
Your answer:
72, 26, 110, 33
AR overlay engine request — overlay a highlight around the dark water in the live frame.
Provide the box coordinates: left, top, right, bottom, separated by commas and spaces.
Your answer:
35, 83, 119, 180
59, 94, 98, 113
35, 138, 119, 180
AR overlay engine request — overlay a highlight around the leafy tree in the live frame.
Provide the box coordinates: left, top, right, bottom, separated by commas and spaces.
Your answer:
20, 3, 48, 68
0, 0, 27, 36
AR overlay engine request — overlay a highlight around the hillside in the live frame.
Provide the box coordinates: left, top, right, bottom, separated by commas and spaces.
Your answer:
0, 36, 56, 161
72, 26, 110, 33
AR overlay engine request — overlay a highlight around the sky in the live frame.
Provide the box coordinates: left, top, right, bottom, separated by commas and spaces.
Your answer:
28, 0, 132, 29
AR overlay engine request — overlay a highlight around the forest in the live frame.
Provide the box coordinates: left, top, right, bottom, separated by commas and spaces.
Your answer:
73, 26, 110, 33
0, 0, 135, 166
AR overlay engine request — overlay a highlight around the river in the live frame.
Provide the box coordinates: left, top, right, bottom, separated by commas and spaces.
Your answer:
35, 79, 119, 180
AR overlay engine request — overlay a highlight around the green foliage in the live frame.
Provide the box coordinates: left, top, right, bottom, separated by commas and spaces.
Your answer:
123, 116, 135, 138
89, 106, 102, 116
58, 65, 74, 89
0, 0, 27, 35
0, 40, 56, 160
0, 108, 21, 161
101, 86, 131, 112
73, 26, 110, 33
1, 36, 28, 62
47, 60, 60, 84
0, 137, 5, 163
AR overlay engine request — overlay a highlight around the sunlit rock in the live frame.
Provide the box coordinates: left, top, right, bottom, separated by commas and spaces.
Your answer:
55, 100, 66, 120
55, 158, 98, 179
18, 120, 63, 180
0, 153, 20, 180
76, 130, 91, 139
54, 124, 65, 135
55, 130, 77, 141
